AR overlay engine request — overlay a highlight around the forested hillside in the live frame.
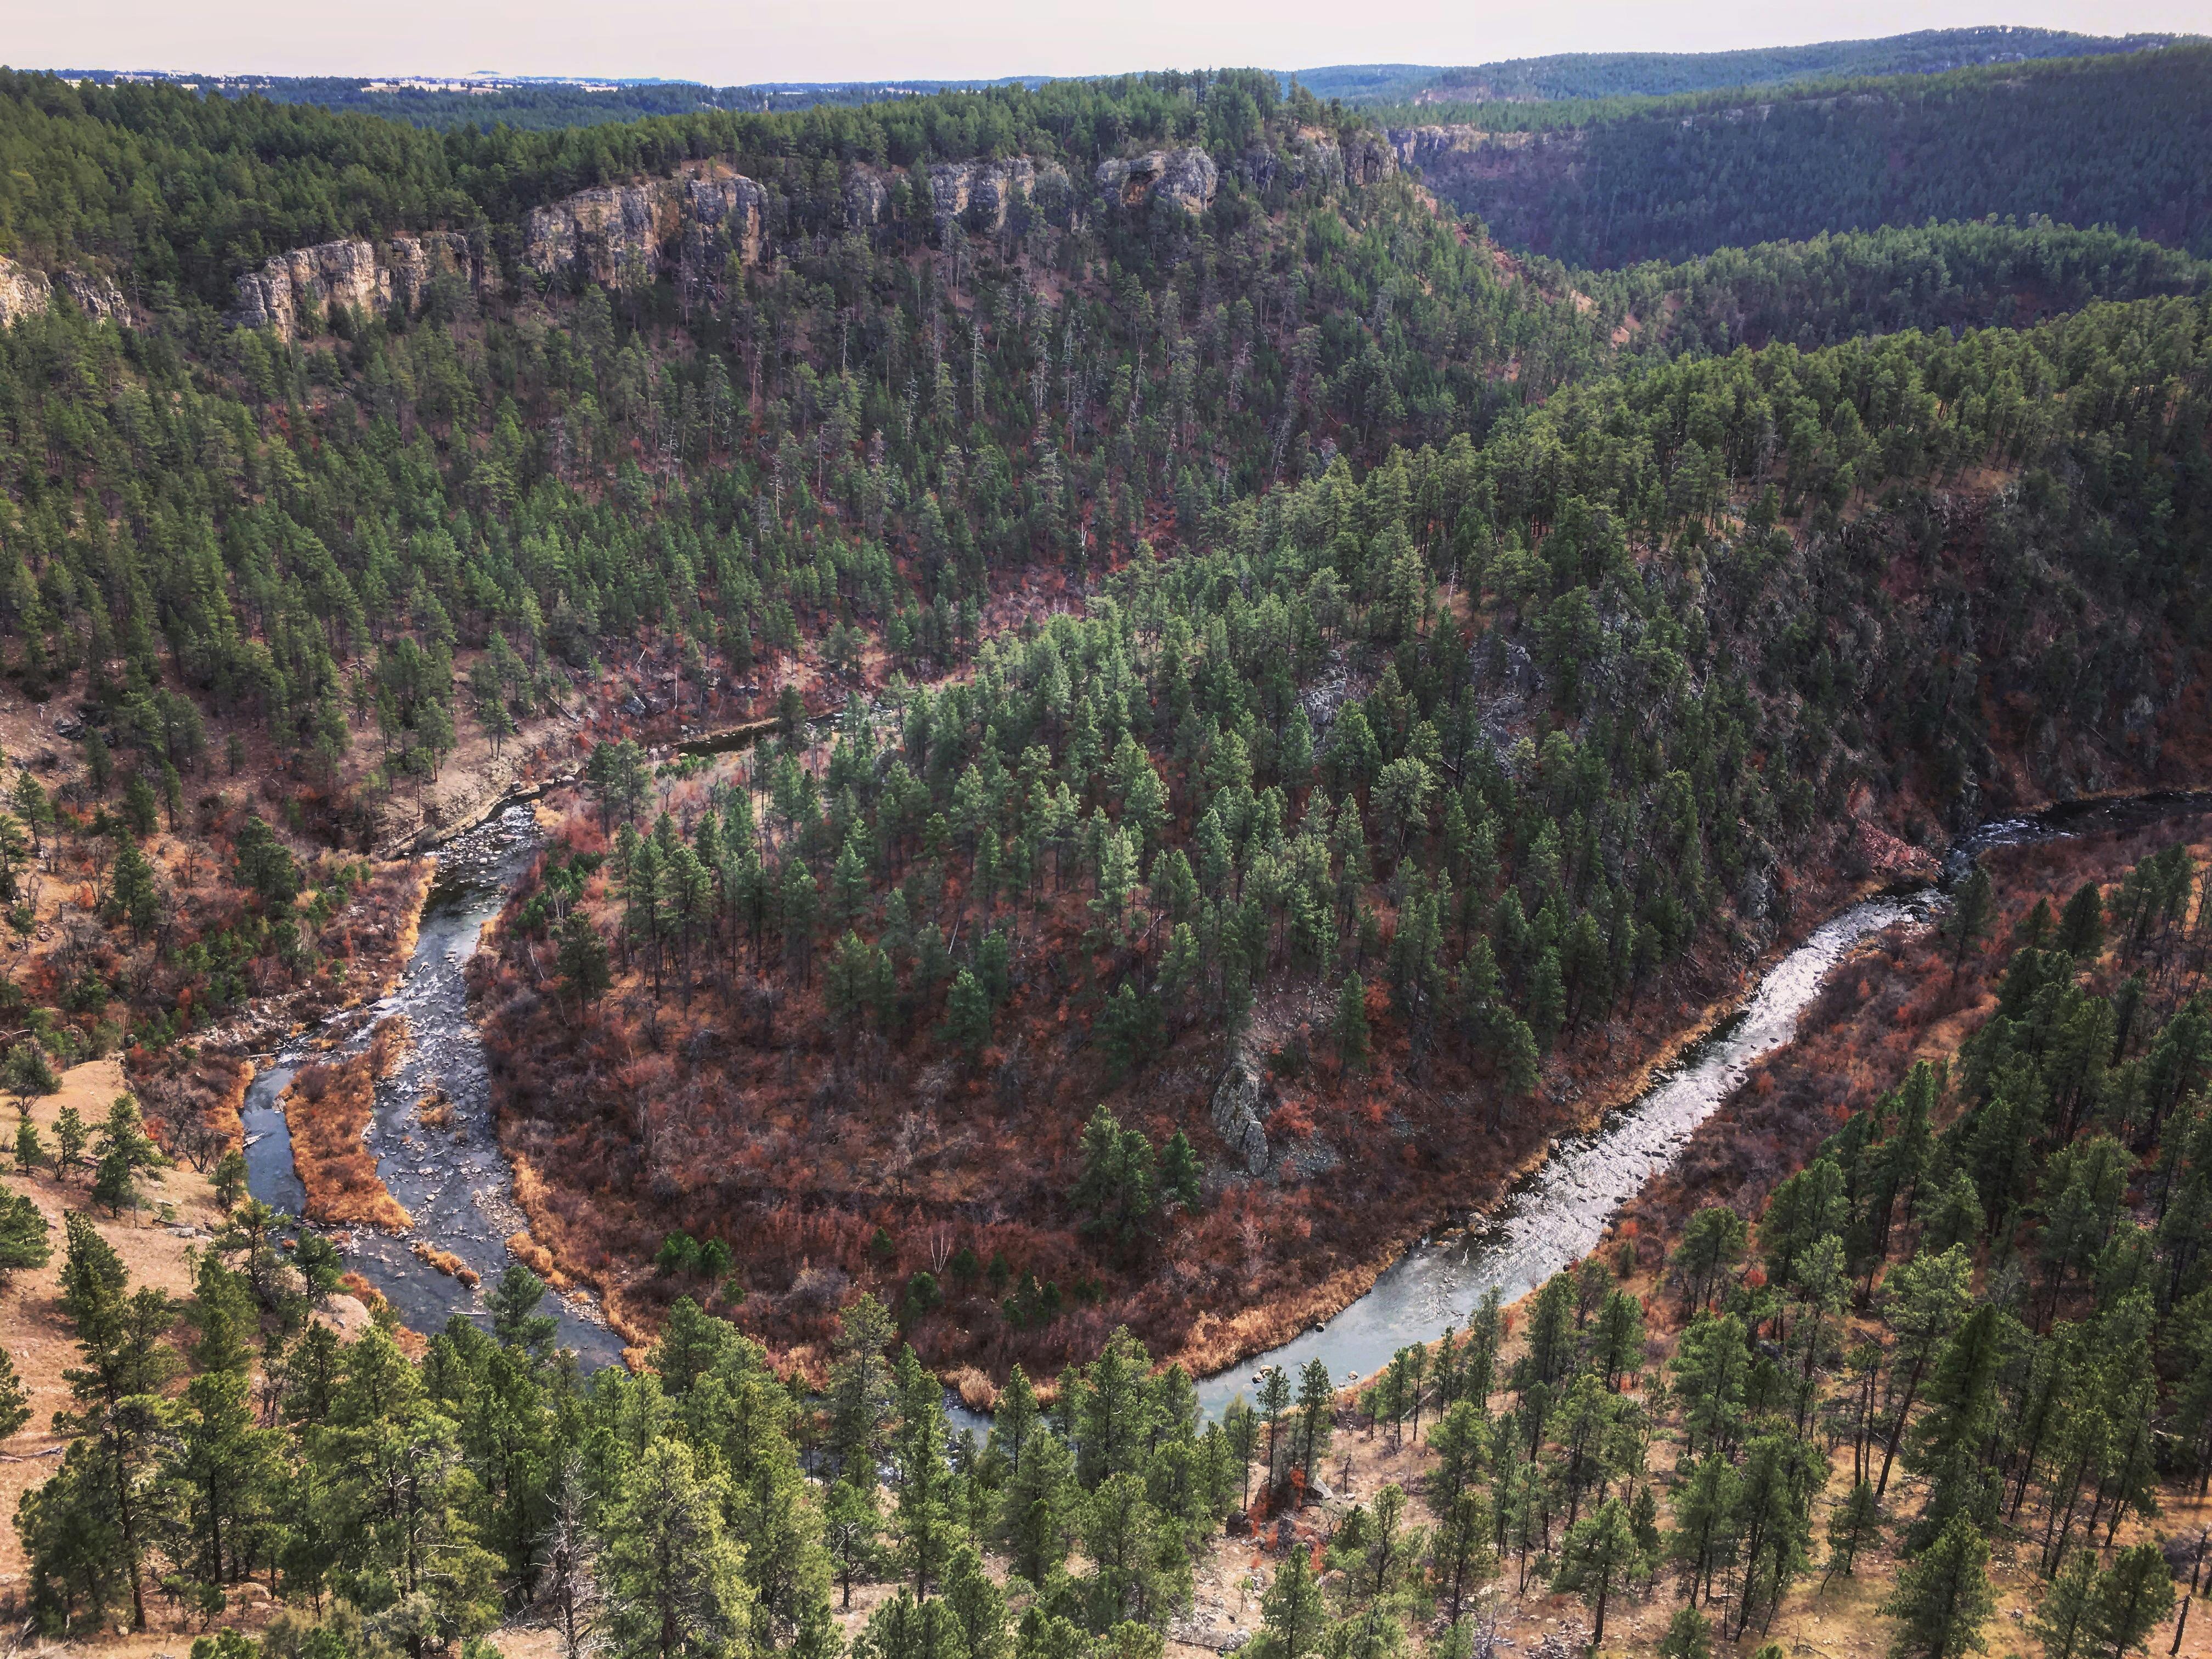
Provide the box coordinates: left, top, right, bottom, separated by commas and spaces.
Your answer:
0, 42, 2208, 1659
1389, 46, 2212, 265
1370, 26, 2177, 105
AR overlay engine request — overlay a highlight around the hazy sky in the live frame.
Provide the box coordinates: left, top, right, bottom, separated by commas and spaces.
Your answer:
16, 0, 2210, 83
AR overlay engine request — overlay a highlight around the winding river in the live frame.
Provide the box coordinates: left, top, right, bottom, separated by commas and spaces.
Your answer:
242, 783, 2211, 1395
244, 804, 624, 1367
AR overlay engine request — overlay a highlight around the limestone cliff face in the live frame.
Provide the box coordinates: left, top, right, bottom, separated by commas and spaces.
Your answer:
842, 167, 892, 230
233, 234, 477, 338
1094, 147, 1218, 216
522, 185, 667, 289
677, 177, 769, 295
385, 232, 477, 312
1387, 125, 1532, 169
925, 157, 1066, 234
1342, 128, 1400, 187
0, 255, 128, 329
234, 239, 386, 336
520, 173, 772, 294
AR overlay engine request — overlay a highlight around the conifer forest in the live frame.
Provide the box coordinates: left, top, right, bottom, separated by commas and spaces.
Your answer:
2, 32, 2211, 1659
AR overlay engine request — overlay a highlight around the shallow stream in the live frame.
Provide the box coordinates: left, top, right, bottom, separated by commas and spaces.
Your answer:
242, 786, 2211, 1395
244, 804, 624, 1366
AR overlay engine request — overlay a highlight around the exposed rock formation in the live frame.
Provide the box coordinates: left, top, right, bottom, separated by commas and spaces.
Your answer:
678, 177, 769, 294
523, 185, 665, 289
385, 232, 477, 312
0, 255, 128, 328
926, 157, 1065, 234
1239, 131, 1340, 193
234, 239, 385, 337
520, 173, 774, 294
1342, 128, 1400, 187
233, 233, 482, 338
1209, 1047, 1271, 1176
842, 166, 892, 230
1386, 125, 1542, 171
1096, 147, 1218, 216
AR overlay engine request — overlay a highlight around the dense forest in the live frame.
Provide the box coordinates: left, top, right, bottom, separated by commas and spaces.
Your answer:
57, 74, 1061, 134
0, 35, 2209, 1659
1387, 46, 2212, 265
7, 830, 2211, 1659
1371, 26, 2180, 105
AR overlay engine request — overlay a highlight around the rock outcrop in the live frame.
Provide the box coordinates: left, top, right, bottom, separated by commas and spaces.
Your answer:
234, 235, 478, 338
1096, 147, 1218, 216
677, 177, 769, 293
522, 185, 665, 289
521, 173, 773, 292
1209, 1047, 1271, 1176
0, 255, 128, 328
385, 232, 478, 312
926, 157, 1065, 234
842, 167, 892, 230
1342, 128, 1400, 187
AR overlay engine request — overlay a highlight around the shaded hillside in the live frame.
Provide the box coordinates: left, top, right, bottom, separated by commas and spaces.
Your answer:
1391, 46, 2212, 265
1382, 26, 2178, 105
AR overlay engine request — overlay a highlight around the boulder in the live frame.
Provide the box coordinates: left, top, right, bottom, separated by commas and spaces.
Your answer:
1209, 1048, 1270, 1175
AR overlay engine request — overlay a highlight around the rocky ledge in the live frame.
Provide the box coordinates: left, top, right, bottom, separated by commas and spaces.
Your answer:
0, 255, 129, 329
233, 233, 484, 339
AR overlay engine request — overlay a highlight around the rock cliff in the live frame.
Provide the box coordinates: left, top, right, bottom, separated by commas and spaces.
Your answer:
926, 157, 1066, 234
1096, 147, 1218, 216
522, 173, 771, 294
0, 255, 128, 329
522, 185, 666, 289
233, 233, 476, 338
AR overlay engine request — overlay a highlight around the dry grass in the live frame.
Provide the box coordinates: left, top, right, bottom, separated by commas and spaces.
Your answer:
411, 1240, 480, 1285
417, 1088, 455, 1131
505, 1228, 572, 1290
281, 1016, 412, 1229
1, 1059, 225, 1596
952, 1366, 1000, 1412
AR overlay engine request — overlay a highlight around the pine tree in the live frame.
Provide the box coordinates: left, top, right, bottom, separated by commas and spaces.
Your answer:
490, 1263, 560, 1359
1336, 973, 1370, 1069
827, 1295, 898, 1486
1552, 1496, 1645, 1649
596, 1436, 753, 1659
1246, 1548, 1327, 1659
0, 1188, 50, 1283
1881, 1513, 1994, 1659
53, 1102, 87, 1180
824, 1480, 884, 1611
0, 1341, 30, 1439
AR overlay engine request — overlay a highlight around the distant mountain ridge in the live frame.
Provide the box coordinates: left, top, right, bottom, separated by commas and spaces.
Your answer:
31, 27, 2187, 133
1305, 24, 2183, 105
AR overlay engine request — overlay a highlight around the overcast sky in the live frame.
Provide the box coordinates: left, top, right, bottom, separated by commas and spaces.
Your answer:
15, 0, 2209, 84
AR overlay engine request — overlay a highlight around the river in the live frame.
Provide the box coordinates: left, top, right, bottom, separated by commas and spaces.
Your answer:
243, 804, 625, 1367
242, 783, 2211, 1398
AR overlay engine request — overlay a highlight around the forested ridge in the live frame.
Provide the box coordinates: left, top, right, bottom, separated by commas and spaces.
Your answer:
1356, 27, 2181, 106
0, 43, 2208, 1659
1390, 45, 2212, 266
